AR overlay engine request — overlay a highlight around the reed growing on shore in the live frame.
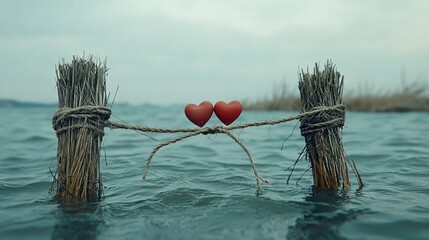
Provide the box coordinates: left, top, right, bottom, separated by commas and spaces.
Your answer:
244, 80, 429, 112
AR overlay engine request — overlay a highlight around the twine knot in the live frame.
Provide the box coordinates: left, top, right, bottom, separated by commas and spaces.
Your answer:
202, 126, 226, 135
52, 106, 111, 136
300, 105, 345, 136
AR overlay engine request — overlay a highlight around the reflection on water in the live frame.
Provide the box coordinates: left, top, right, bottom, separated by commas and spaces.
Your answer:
287, 187, 366, 240
51, 202, 103, 240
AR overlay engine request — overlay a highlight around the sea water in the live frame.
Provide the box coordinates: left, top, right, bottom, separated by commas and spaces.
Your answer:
0, 105, 428, 240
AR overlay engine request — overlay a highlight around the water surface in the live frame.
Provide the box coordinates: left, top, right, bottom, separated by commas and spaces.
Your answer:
0, 106, 428, 239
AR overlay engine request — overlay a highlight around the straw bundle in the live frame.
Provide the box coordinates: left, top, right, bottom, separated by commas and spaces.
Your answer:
299, 61, 353, 189
52, 55, 109, 202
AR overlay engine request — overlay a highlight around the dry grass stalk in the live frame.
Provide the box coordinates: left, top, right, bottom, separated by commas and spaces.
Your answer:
53, 55, 108, 202
299, 61, 356, 189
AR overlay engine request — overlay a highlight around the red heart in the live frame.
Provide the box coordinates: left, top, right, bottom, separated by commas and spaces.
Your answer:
184, 101, 214, 127
214, 101, 242, 126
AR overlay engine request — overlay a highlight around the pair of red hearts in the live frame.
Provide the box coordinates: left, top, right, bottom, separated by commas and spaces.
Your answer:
184, 101, 242, 127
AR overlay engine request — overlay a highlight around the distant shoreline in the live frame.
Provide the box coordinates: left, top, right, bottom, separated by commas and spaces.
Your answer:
0, 99, 134, 108
3, 91, 429, 112
0, 99, 56, 108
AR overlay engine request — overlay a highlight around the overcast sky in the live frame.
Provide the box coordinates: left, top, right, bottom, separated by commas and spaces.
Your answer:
0, 0, 428, 105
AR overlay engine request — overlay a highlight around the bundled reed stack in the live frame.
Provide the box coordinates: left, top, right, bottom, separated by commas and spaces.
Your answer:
299, 61, 358, 189
52, 55, 110, 202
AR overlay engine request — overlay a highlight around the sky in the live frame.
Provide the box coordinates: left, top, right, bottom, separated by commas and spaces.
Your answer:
0, 0, 428, 105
